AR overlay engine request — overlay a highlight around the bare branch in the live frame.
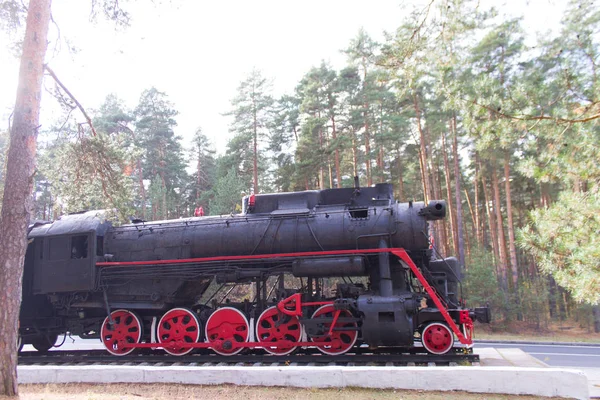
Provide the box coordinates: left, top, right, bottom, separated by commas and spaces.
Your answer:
410, 0, 435, 43
57, 107, 75, 132
44, 64, 98, 136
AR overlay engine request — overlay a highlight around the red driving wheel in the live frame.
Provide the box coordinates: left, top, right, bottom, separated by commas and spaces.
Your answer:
256, 306, 303, 355
310, 305, 358, 355
157, 308, 201, 356
422, 322, 454, 355
205, 307, 249, 356
101, 309, 142, 356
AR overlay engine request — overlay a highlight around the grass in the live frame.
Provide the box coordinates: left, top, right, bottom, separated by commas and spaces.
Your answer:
1, 384, 557, 400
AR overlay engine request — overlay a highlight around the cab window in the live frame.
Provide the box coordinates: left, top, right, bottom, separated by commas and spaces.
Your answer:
71, 235, 88, 259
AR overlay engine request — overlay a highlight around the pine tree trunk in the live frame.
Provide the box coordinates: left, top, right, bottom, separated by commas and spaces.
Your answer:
161, 174, 167, 219
352, 132, 358, 178
558, 286, 567, 321
593, 306, 600, 333
431, 155, 446, 257
504, 151, 519, 287
413, 94, 430, 202
464, 188, 477, 249
451, 115, 465, 267
137, 160, 146, 219
492, 167, 509, 290
474, 156, 483, 246
319, 124, 325, 190
463, 210, 472, 264
396, 149, 405, 201
381, 147, 385, 183
0, 0, 51, 395
331, 115, 341, 188
540, 182, 550, 208
480, 161, 501, 278
548, 276, 557, 318
253, 103, 259, 194
378, 104, 385, 183
196, 154, 202, 202
363, 65, 372, 187
364, 118, 372, 187
442, 130, 457, 257
417, 146, 428, 201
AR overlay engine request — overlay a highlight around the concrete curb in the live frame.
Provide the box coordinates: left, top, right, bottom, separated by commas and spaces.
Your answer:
18, 365, 590, 400
475, 339, 600, 347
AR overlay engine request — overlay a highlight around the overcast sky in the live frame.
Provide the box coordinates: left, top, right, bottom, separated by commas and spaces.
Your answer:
0, 0, 565, 154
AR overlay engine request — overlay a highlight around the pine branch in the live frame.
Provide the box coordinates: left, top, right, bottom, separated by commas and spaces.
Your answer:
463, 97, 600, 124
44, 64, 98, 136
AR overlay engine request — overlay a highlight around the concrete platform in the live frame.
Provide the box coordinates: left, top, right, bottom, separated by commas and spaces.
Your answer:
18, 364, 589, 399
476, 347, 549, 367
575, 368, 600, 399
477, 347, 597, 398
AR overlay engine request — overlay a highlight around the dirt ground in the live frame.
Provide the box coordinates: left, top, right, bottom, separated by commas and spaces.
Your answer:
1, 384, 556, 400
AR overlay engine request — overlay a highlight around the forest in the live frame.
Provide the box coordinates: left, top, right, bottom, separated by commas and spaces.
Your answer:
1, 0, 598, 333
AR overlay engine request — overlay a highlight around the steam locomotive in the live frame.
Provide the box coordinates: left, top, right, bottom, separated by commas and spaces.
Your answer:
20, 182, 490, 356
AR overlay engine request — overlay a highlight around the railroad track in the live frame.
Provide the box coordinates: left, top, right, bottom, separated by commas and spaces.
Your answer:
18, 349, 479, 366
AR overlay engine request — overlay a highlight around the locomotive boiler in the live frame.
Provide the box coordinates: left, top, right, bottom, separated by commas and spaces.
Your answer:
19, 182, 490, 357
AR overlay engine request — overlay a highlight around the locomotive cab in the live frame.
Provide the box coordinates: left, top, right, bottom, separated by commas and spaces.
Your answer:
27, 210, 111, 294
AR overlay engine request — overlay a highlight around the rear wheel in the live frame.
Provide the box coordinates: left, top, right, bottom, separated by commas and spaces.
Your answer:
31, 333, 58, 353
17, 335, 23, 352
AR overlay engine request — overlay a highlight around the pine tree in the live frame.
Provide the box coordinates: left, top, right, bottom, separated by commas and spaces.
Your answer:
269, 94, 300, 192
0, 0, 51, 393
189, 127, 216, 214
345, 29, 378, 186
134, 88, 187, 220
38, 125, 135, 221
209, 167, 247, 215
227, 69, 273, 194
336, 66, 364, 183
295, 62, 339, 189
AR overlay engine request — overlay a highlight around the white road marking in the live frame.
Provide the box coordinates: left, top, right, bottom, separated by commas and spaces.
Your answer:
529, 352, 600, 357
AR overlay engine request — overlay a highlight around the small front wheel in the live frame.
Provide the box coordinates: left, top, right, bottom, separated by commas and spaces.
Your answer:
421, 322, 454, 355
31, 333, 58, 353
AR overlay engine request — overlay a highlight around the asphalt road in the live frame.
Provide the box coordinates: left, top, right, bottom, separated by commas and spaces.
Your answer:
476, 341, 600, 368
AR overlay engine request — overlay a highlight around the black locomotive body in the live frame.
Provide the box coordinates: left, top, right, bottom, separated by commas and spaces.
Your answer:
20, 183, 490, 356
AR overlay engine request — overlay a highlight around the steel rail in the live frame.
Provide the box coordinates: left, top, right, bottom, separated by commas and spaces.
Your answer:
18, 349, 479, 366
